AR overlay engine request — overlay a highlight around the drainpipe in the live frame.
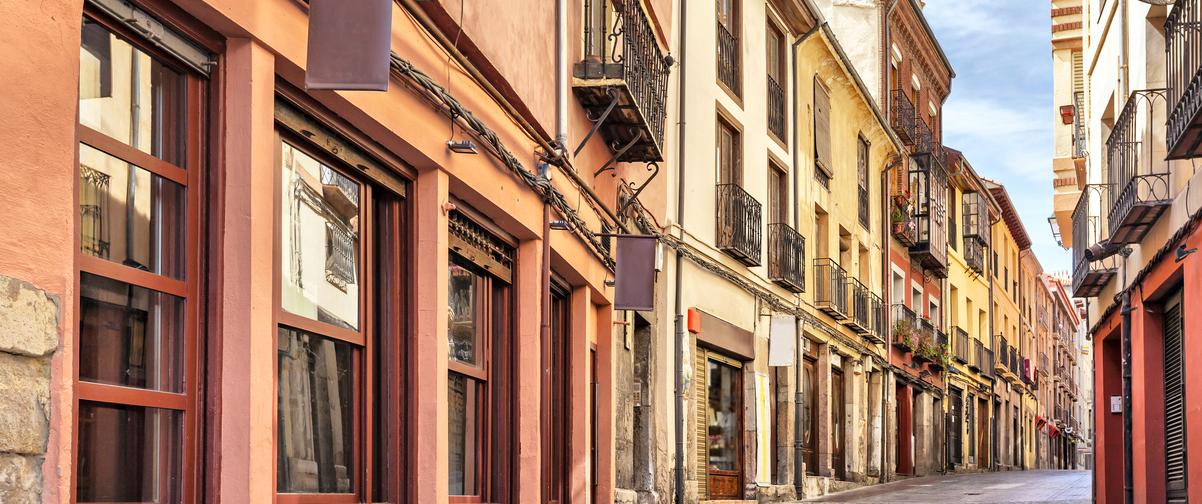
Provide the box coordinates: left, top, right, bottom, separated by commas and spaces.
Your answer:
674, 0, 688, 501
791, 21, 821, 498
556, 0, 568, 150
988, 232, 997, 472
1118, 248, 1133, 504
879, 157, 898, 483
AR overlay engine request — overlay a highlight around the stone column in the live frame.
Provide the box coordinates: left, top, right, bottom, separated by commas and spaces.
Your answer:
867, 368, 883, 478
913, 391, 928, 476
0, 278, 59, 503
816, 343, 832, 477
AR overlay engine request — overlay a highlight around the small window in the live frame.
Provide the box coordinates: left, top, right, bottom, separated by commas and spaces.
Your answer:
813, 79, 832, 179
718, 118, 742, 186
716, 0, 741, 95
768, 163, 788, 225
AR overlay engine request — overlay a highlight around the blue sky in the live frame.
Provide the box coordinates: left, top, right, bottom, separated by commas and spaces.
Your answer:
923, 0, 1070, 274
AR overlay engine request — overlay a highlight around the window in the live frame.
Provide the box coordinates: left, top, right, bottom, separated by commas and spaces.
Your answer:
948, 189, 958, 252
1163, 291, 1188, 501
766, 21, 786, 141
75, 12, 204, 502
716, 0, 741, 95
814, 79, 833, 183
718, 118, 742, 186
768, 163, 788, 225
857, 136, 870, 229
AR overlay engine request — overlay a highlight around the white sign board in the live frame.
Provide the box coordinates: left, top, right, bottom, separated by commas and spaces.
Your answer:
754, 372, 772, 486
1110, 395, 1122, 414
768, 315, 796, 366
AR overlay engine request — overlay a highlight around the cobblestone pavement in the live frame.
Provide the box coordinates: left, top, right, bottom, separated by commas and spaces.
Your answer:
801, 470, 1091, 503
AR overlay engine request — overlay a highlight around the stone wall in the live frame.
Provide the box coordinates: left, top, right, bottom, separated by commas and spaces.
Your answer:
0, 275, 59, 503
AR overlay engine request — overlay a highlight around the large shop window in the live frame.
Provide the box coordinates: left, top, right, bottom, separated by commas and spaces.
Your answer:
75, 10, 206, 502
694, 348, 744, 500
448, 210, 514, 503
274, 100, 409, 502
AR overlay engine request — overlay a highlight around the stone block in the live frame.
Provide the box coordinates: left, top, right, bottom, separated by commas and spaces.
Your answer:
0, 453, 41, 504
755, 483, 796, 502
0, 276, 58, 358
615, 487, 639, 504
0, 353, 50, 455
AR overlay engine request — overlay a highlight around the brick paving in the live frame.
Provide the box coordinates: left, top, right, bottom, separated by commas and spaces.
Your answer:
800, 470, 1091, 503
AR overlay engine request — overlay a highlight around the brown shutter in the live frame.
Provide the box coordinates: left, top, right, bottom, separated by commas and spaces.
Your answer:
1163, 295, 1188, 501
814, 79, 832, 175
694, 346, 709, 499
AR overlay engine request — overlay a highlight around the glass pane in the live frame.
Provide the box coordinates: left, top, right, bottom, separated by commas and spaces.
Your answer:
277, 327, 355, 494
707, 360, 740, 472
448, 372, 482, 495
448, 262, 477, 365
79, 143, 186, 279
280, 142, 361, 330
79, 273, 185, 392
76, 402, 183, 503
79, 18, 187, 166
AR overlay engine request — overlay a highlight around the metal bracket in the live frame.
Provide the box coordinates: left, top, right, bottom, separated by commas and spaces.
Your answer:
574, 89, 620, 157
617, 161, 660, 216
593, 129, 645, 177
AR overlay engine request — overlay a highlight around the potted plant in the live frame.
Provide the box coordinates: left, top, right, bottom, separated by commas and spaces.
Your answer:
929, 343, 951, 372
913, 334, 935, 363
892, 319, 914, 351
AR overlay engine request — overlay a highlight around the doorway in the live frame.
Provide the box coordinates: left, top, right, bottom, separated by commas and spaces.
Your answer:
832, 367, 846, 480
703, 352, 744, 499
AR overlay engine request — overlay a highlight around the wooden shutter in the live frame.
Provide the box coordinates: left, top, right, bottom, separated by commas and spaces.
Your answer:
1072, 51, 1084, 95
814, 79, 832, 175
1163, 295, 1188, 502
694, 346, 709, 499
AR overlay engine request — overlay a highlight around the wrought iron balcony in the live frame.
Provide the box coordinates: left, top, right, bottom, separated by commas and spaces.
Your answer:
996, 337, 1010, 375
954, 327, 970, 364
1039, 352, 1049, 376
891, 303, 917, 352
1072, 185, 1118, 297
969, 338, 984, 373
768, 223, 805, 293
1168, 0, 1202, 159
843, 277, 872, 335
1106, 89, 1171, 244
717, 20, 740, 95
768, 76, 786, 140
814, 258, 848, 320
573, 0, 671, 162
716, 184, 762, 266
979, 345, 994, 378
908, 151, 949, 277
891, 89, 916, 145
913, 117, 943, 164
868, 294, 887, 344
891, 189, 918, 246
962, 191, 989, 275
1073, 91, 1087, 159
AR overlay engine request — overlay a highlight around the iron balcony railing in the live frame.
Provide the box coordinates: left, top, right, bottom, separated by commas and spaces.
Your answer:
979, 343, 994, 378
859, 183, 870, 229
1040, 352, 1049, 376
954, 327, 970, 364
716, 184, 762, 266
909, 151, 949, 277
962, 191, 989, 275
768, 223, 805, 293
1168, 0, 1202, 159
914, 116, 943, 163
574, 0, 671, 162
1106, 89, 1171, 244
1072, 185, 1118, 298
891, 304, 917, 351
814, 258, 848, 320
1073, 91, 1088, 159
891, 89, 917, 145
1009, 348, 1019, 377
768, 76, 786, 140
996, 337, 1010, 374
717, 20, 740, 95
869, 294, 887, 344
844, 277, 872, 334
969, 339, 984, 373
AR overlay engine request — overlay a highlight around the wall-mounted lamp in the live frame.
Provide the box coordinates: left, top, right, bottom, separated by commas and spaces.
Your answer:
447, 139, 478, 154
1175, 244, 1197, 263
549, 220, 571, 231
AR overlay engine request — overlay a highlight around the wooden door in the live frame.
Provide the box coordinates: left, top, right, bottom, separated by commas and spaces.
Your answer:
704, 354, 743, 499
831, 368, 845, 480
802, 357, 817, 474
949, 387, 963, 466
977, 397, 990, 468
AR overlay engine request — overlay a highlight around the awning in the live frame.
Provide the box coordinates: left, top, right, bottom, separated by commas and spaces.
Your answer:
1049, 424, 1061, 438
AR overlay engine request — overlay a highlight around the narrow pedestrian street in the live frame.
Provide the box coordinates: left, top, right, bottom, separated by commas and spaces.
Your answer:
801, 471, 1091, 504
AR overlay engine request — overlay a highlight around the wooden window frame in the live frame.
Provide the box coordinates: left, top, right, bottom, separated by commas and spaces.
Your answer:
715, 0, 743, 102
716, 114, 744, 187
542, 282, 572, 504
73, 7, 208, 503
813, 77, 833, 184
768, 162, 788, 225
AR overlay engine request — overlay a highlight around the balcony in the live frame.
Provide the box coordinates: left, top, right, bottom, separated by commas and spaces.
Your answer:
716, 184, 762, 266
1073, 91, 1088, 159
891, 190, 918, 247
1072, 185, 1117, 297
953, 327, 970, 364
844, 277, 872, 335
768, 223, 805, 293
891, 304, 917, 352
891, 89, 916, 145
977, 341, 994, 378
913, 317, 939, 365
868, 294, 887, 344
1039, 352, 1049, 376
1168, 0, 1202, 158
573, 0, 671, 162
908, 151, 949, 277
768, 77, 786, 141
814, 258, 849, 320
995, 337, 1010, 376
1106, 89, 1171, 244
717, 20, 740, 95
962, 191, 990, 275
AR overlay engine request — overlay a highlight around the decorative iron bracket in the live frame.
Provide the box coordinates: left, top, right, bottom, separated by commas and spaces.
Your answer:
593, 129, 645, 177
617, 161, 660, 216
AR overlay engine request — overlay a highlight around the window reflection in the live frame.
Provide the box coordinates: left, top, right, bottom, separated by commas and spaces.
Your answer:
79, 272, 184, 392
276, 327, 355, 494
448, 372, 482, 495
448, 262, 477, 365
76, 402, 182, 503
79, 19, 186, 165
707, 360, 740, 472
280, 142, 361, 330
79, 144, 186, 279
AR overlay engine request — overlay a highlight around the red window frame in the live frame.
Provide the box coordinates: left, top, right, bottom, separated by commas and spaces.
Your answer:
72, 8, 207, 504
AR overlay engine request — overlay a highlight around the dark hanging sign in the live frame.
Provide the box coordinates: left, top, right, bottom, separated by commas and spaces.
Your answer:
614, 235, 658, 312
305, 0, 393, 91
